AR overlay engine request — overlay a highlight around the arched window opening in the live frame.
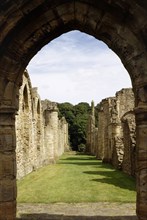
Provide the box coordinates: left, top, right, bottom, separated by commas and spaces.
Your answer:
37, 100, 41, 115
23, 85, 29, 112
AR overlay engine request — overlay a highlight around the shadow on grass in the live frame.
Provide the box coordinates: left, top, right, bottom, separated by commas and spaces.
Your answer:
58, 160, 101, 166
17, 213, 137, 220
58, 154, 105, 166
59, 156, 98, 161
83, 170, 136, 191
59, 157, 119, 170
59, 154, 136, 191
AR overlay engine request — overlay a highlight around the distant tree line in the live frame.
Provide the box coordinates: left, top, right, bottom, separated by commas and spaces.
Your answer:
58, 102, 91, 151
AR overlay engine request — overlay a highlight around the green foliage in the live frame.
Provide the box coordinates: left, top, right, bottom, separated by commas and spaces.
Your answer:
58, 102, 91, 150
58, 102, 75, 124
17, 153, 136, 203
78, 143, 86, 152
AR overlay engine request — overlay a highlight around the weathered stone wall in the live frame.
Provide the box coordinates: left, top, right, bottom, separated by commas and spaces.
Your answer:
122, 112, 136, 176
96, 104, 105, 159
16, 71, 36, 179
86, 88, 136, 176
31, 87, 44, 169
41, 100, 69, 164
99, 97, 117, 164
86, 101, 97, 155
16, 71, 69, 179
58, 116, 69, 155
113, 89, 135, 169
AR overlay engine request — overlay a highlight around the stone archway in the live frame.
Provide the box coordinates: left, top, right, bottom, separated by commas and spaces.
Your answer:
0, 1, 147, 219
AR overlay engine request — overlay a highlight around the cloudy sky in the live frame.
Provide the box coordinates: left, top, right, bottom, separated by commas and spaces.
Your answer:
27, 30, 132, 105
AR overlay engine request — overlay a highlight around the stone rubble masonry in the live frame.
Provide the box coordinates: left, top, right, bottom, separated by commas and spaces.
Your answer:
122, 111, 136, 177
15, 70, 69, 179
86, 100, 97, 155
86, 88, 136, 176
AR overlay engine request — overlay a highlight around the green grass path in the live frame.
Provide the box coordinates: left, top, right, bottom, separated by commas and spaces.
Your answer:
17, 153, 136, 203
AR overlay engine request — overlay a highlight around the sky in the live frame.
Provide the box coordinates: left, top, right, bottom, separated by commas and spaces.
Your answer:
27, 30, 132, 105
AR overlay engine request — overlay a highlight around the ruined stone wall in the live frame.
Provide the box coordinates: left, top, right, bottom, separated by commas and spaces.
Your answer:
91, 97, 118, 163
41, 100, 59, 164
41, 100, 69, 163
86, 88, 136, 176
99, 97, 116, 164
58, 117, 69, 156
122, 112, 136, 176
96, 106, 105, 159
31, 87, 44, 169
86, 101, 97, 155
112, 89, 135, 169
16, 71, 69, 179
16, 71, 36, 179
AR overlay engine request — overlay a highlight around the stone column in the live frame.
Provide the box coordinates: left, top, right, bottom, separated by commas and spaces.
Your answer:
51, 109, 59, 159
0, 107, 16, 219
64, 121, 69, 151
135, 107, 147, 220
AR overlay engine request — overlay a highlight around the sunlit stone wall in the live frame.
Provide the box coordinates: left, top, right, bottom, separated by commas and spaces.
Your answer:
86, 88, 136, 176
16, 70, 69, 179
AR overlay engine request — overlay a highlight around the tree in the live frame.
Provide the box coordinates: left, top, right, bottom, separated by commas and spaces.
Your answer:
58, 102, 91, 151
58, 102, 75, 124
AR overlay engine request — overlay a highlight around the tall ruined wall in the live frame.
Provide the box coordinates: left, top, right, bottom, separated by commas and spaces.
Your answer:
42, 100, 59, 164
16, 71, 69, 179
122, 112, 136, 176
41, 100, 69, 164
86, 88, 136, 176
86, 101, 97, 155
58, 116, 69, 155
98, 97, 117, 164
31, 87, 44, 169
16, 71, 39, 179
112, 89, 135, 169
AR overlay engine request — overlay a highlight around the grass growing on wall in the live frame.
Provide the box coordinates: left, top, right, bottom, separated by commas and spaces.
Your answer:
17, 152, 136, 203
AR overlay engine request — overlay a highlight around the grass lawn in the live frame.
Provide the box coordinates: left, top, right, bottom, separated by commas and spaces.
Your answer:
17, 152, 136, 203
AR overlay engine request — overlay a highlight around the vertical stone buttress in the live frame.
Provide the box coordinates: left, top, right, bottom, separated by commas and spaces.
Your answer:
122, 112, 136, 176
97, 97, 116, 163
0, 72, 22, 218
97, 104, 105, 159
135, 84, 147, 219
102, 98, 115, 163
135, 108, 147, 219
113, 89, 135, 169
31, 87, 43, 170
16, 72, 41, 179
64, 118, 69, 152
0, 108, 16, 219
58, 117, 69, 156
42, 100, 59, 163
86, 101, 96, 154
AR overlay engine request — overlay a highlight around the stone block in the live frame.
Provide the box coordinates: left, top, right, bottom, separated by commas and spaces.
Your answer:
0, 133, 15, 152
0, 201, 16, 219
0, 153, 16, 178
0, 179, 16, 202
